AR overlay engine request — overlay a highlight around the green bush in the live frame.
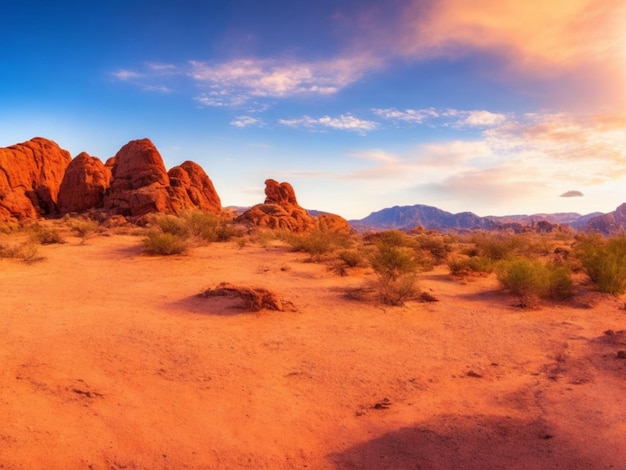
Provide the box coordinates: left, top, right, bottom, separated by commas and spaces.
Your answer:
142, 231, 188, 255
369, 244, 417, 282
337, 249, 367, 268
575, 234, 626, 295
497, 257, 572, 305
154, 214, 190, 238
368, 243, 420, 306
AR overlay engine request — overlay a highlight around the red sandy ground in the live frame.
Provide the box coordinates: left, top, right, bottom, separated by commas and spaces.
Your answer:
0, 233, 625, 469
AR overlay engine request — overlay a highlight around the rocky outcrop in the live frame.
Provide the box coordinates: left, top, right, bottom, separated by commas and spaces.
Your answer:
0, 137, 72, 221
101, 139, 222, 217
0, 137, 222, 220
236, 179, 315, 232
237, 179, 351, 233
57, 152, 111, 214
167, 161, 221, 214
586, 203, 626, 234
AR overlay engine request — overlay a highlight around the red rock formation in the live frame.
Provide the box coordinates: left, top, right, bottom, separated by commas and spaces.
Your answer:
57, 152, 111, 214
264, 179, 298, 205
236, 179, 313, 232
316, 213, 353, 235
0, 137, 72, 221
167, 161, 221, 214
103, 138, 175, 216
237, 179, 351, 233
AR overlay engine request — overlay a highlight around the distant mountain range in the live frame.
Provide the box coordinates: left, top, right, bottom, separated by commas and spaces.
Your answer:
348, 203, 623, 233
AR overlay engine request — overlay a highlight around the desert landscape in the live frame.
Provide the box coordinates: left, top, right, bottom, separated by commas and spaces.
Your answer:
1, 212, 625, 469
1, 136, 626, 469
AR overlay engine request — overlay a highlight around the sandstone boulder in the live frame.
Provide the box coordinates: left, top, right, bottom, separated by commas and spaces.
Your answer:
103, 138, 175, 216
237, 179, 314, 232
57, 152, 111, 214
167, 160, 221, 214
0, 137, 72, 221
237, 179, 351, 233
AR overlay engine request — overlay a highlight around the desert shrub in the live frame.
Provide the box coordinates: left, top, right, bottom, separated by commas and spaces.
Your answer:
369, 244, 417, 281
447, 255, 495, 276
182, 210, 242, 242
29, 225, 64, 245
497, 257, 573, 305
0, 241, 40, 262
368, 243, 420, 305
412, 232, 450, 263
337, 249, 367, 268
142, 231, 188, 255
67, 217, 101, 238
373, 274, 420, 306
285, 228, 351, 261
154, 214, 190, 238
574, 234, 626, 295
471, 232, 527, 261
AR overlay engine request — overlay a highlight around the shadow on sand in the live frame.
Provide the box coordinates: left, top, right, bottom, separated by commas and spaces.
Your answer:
328, 413, 612, 470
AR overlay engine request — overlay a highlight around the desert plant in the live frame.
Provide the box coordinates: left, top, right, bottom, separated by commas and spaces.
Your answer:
0, 241, 41, 262
574, 234, 626, 295
369, 244, 418, 282
471, 232, 527, 261
285, 228, 351, 261
447, 254, 495, 276
67, 217, 101, 238
497, 257, 573, 306
368, 243, 420, 305
373, 274, 420, 306
337, 249, 367, 268
182, 210, 242, 242
154, 214, 190, 238
29, 224, 65, 245
142, 231, 188, 255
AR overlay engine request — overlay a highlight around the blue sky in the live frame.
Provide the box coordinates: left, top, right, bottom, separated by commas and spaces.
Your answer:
2, 0, 625, 219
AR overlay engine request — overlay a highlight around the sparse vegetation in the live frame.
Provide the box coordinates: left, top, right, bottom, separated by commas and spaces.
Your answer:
0, 241, 41, 262
574, 234, 626, 295
496, 256, 573, 306
142, 231, 189, 255
368, 242, 420, 306
284, 227, 352, 261
29, 224, 65, 245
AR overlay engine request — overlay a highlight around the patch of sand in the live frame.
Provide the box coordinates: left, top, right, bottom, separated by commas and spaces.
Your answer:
0, 234, 625, 468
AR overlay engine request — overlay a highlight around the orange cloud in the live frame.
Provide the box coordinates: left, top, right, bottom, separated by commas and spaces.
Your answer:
402, 0, 624, 68
389, 0, 626, 107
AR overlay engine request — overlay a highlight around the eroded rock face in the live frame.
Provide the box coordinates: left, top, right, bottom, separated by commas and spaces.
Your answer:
237, 179, 351, 233
237, 179, 314, 232
57, 152, 111, 214
0, 137, 72, 221
167, 160, 221, 214
103, 138, 174, 216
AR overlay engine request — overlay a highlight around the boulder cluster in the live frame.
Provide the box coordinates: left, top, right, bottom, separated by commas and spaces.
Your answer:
0, 137, 350, 233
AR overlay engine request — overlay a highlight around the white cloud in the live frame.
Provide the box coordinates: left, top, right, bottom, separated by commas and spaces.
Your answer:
230, 116, 264, 128
188, 56, 376, 107
372, 108, 439, 123
279, 114, 378, 134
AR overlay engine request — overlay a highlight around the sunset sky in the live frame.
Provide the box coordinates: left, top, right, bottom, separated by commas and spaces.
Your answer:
2, 0, 625, 219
